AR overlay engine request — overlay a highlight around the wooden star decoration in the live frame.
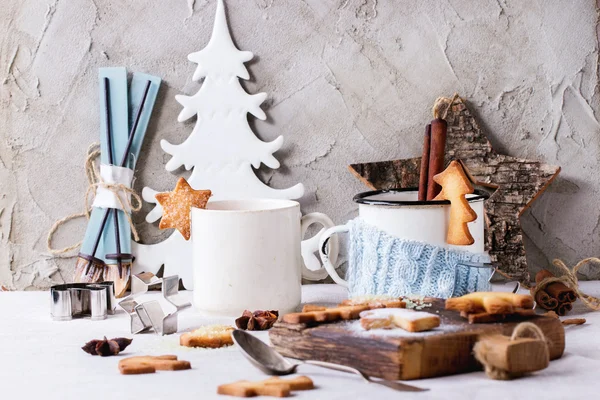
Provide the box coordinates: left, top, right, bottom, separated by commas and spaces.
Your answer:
155, 177, 212, 240
348, 97, 560, 281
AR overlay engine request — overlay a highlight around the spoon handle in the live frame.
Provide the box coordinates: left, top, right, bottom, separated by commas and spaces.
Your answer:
302, 360, 428, 392
368, 379, 429, 392
303, 360, 370, 383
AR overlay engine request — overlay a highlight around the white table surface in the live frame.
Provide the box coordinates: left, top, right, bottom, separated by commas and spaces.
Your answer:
1, 283, 599, 399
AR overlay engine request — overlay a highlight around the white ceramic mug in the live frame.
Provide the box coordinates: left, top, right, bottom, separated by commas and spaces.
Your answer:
319, 189, 489, 287
191, 199, 337, 316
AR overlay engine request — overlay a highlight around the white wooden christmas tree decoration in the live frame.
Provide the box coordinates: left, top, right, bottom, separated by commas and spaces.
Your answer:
131, 0, 315, 288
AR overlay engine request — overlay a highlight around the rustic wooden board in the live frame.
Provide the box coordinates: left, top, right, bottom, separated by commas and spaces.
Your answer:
269, 301, 564, 380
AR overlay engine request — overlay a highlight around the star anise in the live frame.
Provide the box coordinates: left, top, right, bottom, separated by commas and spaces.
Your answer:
82, 336, 133, 356
235, 310, 279, 331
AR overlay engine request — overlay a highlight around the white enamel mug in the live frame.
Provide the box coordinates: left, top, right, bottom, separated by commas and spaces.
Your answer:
191, 199, 337, 316
319, 189, 489, 287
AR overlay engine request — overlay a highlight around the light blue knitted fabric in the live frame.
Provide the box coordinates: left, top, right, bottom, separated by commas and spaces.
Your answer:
346, 218, 491, 299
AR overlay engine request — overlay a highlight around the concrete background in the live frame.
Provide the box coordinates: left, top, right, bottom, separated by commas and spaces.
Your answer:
1, 0, 599, 290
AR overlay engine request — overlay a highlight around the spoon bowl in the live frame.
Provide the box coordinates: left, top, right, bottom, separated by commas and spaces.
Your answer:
231, 329, 296, 375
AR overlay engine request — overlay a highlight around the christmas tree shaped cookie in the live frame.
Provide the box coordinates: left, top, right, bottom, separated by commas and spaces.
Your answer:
433, 161, 477, 246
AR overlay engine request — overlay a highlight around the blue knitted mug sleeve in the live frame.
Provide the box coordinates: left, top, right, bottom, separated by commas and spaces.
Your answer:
345, 218, 491, 298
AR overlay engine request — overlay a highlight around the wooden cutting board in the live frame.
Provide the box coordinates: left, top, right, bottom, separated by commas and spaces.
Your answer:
269, 300, 564, 380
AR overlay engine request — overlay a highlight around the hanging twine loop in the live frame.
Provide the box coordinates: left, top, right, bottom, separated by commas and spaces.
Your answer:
474, 322, 549, 380
509, 321, 547, 342
46, 143, 142, 256
432, 93, 460, 120
530, 258, 600, 311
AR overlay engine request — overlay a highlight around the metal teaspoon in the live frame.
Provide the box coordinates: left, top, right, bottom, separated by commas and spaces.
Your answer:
231, 329, 428, 392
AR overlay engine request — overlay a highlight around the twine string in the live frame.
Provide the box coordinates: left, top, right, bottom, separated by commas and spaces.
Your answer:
46, 143, 141, 256
432, 93, 461, 120
510, 321, 546, 342
530, 258, 600, 311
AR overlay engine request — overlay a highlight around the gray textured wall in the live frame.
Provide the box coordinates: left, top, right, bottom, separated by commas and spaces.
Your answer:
2, 0, 599, 290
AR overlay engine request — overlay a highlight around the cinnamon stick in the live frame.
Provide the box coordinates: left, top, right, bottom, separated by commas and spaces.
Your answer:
426, 118, 447, 200
418, 124, 431, 201
562, 318, 585, 326
533, 289, 558, 311
556, 301, 573, 316
535, 269, 577, 303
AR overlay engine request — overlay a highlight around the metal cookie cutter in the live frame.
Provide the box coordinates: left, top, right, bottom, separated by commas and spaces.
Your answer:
118, 272, 190, 335
51, 282, 116, 321
458, 261, 521, 293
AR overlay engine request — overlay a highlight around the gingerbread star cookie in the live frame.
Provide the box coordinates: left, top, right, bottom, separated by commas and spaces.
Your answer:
155, 177, 211, 240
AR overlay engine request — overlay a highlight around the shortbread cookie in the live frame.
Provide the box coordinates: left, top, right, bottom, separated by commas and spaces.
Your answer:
217, 376, 314, 398
445, 292, 534, 315
155, 177, 211, 240
360, 308, 440, 332
180, 324, 234, 348
433, 160, 477, 245
339, 295, 406, 309
119, 355, 191, 375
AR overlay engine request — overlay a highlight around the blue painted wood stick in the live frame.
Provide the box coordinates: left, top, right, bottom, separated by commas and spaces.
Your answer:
80, 68, 128, 261
78, 69, 160, 280
84, 77, 124, 276
105, 80, 152, 277
87, 80, 152, 275
107, 73, 161, 260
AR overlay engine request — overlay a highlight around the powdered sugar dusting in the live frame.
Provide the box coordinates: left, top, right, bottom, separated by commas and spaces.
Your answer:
360, 308, 439, 321
342, 320, 463, 338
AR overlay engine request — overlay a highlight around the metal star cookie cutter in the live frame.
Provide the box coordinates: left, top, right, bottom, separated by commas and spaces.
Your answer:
118, 272, 190, 335
50, 282, 116, 321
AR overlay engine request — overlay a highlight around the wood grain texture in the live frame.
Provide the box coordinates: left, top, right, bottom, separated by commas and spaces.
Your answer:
418, 125, 431, 201
348, 97, 561, 281
475, 335, 549, 375
348, 158, 421, 191
270, 300, 564, 381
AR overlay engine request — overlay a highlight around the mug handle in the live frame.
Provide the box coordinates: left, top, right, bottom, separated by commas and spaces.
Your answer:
300, 213, 339, 281
318, 224, 349, 287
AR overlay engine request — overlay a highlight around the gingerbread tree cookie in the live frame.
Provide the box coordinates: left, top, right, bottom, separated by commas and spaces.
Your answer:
155, 177, 211, 240
433, 161, 477, 245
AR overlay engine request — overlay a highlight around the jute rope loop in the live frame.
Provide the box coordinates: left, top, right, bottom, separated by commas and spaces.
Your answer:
510, 321, 546, 342
475, 322, 549, 380
46, 143, 142, 256
432, 93, 460, 120
531, 258, 600, 311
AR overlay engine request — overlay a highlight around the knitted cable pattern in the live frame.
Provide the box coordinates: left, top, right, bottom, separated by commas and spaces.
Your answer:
346, 218, 491, 298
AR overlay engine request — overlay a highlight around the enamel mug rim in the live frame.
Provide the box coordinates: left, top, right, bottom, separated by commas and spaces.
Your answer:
197, 198, 300, 213
353, 187, 490, 206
